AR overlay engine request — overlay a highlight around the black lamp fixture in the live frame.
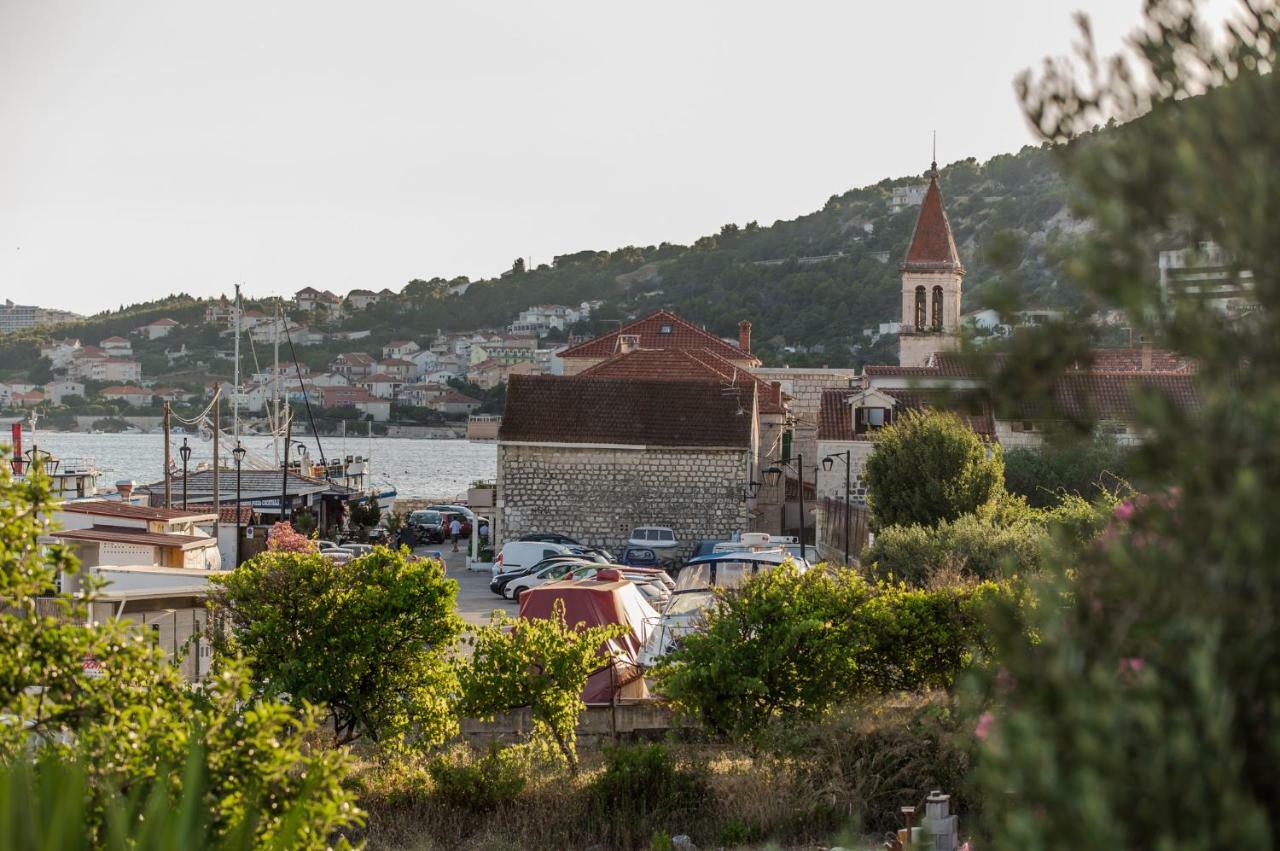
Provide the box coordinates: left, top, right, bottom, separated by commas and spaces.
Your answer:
763, 465, 784, 487
178, 438, 192, 510
232, 442, 247, 566
763, 455, 808, 562
821, 455, 835, 472
743, 480, 763, 500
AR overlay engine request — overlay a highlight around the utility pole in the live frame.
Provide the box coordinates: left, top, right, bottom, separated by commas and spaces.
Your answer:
211, 389, 220, 539
163, 402, 172, 508
232, 283, 241, 443
280, 407, 292, 524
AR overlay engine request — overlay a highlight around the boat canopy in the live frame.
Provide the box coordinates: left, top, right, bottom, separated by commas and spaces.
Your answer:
674, 549, 807, 593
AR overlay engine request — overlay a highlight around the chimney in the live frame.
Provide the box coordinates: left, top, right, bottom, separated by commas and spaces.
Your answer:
115, 479, 135, 501
738, 320, 752, 354
617, 334, 640, 354
1140, 340, 1153, 371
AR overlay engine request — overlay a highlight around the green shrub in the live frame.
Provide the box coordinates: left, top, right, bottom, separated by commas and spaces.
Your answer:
1003, 435, 1135, 509
768, 695, 973, 835
586, 744, 710, 851
864, 513, 1047, 584
864, 410, 1005, 528
655, 564, 1013, 740
427, 744, 528, 812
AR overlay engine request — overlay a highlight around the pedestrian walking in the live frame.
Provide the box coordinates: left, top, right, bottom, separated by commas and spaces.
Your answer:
449, 517, 462, 552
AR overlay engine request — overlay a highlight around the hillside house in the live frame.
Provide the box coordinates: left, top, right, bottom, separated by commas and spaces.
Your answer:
45, 379, 85, 404
318, 386, 390, 421
100, 336, 133, 357
346, 289, 382, 310
39, 339, 81, 369
400, 382, 449, 407
510, 304, 582, 336
294, 287, 342, 312
497, 375, 756, 554
359, 373, 404, 400
378, 358, 414, 379
9, 390, 44, 408
101, 386, 154, 407
331, 352, 378, 379
467, 358, 541, 390
383, 340, 420, 359
428, 391, 483, 416
135, 318, 179, 340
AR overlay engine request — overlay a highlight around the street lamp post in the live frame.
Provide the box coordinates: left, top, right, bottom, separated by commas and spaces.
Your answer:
822, 451, 853, 566
178, 438, 192, 510
764, 454, 808, 562
232, 442, 246, 567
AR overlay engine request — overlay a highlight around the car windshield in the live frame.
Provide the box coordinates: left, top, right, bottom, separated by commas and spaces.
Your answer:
411, 511, 441, 524
662, 590, 715, 617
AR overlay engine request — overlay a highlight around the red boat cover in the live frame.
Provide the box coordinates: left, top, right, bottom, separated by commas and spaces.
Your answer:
519, 579, 657, 704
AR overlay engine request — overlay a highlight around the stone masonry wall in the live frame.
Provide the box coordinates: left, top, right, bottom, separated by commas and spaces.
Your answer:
752, 368, 858, 462
497, 443, 751, 556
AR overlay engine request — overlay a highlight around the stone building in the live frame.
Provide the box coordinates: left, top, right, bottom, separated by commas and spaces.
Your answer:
496, 375, 757, 555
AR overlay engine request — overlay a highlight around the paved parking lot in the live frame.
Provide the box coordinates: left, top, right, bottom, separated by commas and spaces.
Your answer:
428, 546, 518, 626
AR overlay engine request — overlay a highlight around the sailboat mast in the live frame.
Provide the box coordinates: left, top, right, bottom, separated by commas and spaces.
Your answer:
272, 298, 282, 465
232, 283, 241, 443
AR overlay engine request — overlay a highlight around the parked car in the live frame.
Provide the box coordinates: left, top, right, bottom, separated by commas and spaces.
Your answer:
490, 554, 594, 596
503, 559, 600, 601
627, 526, 679, 549
340, 543, 374, 557
426, 504, 477, 526
506, 563, 674, 603
618, 546, 664, 567
516, 533, 581, 546
407, 510, 446, 544
492, 541, 582, 577
319, 547, 352, 565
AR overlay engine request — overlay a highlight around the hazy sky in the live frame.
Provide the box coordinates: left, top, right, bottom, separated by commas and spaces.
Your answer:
1, 1, 1234, 314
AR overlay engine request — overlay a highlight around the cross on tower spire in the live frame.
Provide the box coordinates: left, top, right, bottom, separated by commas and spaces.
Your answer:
931, 130, 937, 175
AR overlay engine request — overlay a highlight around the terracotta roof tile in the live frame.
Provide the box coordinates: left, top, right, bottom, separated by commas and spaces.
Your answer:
576, 349, 786, 414
500, 375, 754, 447
818, 387, 994, 441
1018, 372, 1201, 421
558, 310, 759, 364
59, 501, 215, 521
902, 173, 964, 272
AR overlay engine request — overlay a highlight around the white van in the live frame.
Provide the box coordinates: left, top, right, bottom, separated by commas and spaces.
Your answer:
492, 541, 580, 577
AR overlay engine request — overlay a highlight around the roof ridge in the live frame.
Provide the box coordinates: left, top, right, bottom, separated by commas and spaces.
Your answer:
902, 173, 964, 272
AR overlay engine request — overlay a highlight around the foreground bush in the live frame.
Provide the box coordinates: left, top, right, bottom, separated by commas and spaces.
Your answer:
0, 466, 360, 848
212, 546, 462, 750
585, 744, 711, 851
767, 694, 973, 836
427, 743, 529, 812
654, 564, 1011, 740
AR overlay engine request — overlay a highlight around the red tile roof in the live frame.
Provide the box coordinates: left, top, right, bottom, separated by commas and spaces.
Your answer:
100, 385, 152, 395
500, 375, 755, 448
557, 310, 759, 365
902, 173, 964, 273
576, 349, 787, 414
1018, 372, 1200, 421
59, 501, 215, 521
818, 387, 994, 441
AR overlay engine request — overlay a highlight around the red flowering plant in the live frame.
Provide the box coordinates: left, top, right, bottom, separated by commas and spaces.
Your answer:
265, 521, 316, 553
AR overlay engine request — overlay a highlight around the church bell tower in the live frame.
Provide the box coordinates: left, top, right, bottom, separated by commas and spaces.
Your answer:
897, 160, 964, 367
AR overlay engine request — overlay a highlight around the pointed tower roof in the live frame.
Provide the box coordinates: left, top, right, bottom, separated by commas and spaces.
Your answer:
901, 168, 964, 274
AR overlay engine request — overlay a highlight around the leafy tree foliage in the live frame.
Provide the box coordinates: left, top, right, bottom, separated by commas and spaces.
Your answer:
654, 564, 1009, 741
212, 547, 461, 750
1002, 434, 1136, 508
458, 601, 626, 772
864, 410, 1005, 528
968, 3, 1280, 847
0, 465, 360, 847
863, 494, 1111, 584
347, 498, 381, 531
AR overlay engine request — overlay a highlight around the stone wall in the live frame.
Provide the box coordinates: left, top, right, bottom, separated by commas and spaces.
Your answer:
752, 367, 858, 461
496, 442, 751, 555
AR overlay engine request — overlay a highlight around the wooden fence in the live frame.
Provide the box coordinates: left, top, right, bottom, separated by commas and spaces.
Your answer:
818, 497, 870, 565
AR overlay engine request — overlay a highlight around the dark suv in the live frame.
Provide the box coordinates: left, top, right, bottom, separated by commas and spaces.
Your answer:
407, 509, 446, 544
